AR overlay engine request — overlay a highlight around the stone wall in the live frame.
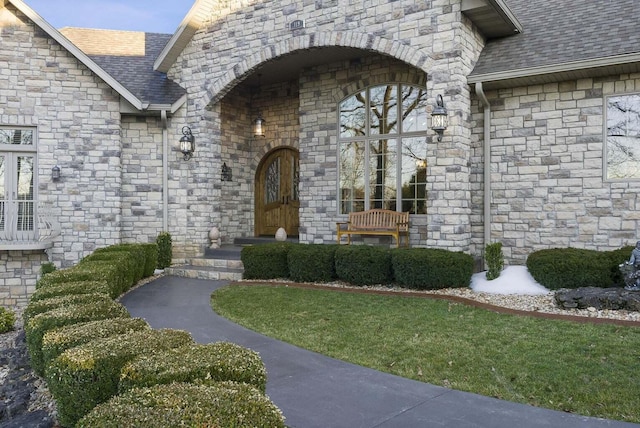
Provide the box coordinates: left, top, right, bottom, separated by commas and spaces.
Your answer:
0, 5, 123, 305
470, 75, 640, 265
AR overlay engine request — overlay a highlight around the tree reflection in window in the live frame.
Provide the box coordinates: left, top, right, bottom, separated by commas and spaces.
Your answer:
265, 157, 280, 204
339, 84, 427, 214
607, 94, 640, 179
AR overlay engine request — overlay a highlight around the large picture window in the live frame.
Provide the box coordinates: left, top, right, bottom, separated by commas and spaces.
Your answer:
606, 93, 640, 179
339, 84, 428, 214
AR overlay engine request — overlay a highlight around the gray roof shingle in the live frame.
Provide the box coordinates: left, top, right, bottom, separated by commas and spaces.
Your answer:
470, 0, 640, 78
60, 28, 186, 106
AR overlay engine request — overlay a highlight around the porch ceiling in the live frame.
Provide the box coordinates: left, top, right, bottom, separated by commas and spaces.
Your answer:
243, 47, 376, 86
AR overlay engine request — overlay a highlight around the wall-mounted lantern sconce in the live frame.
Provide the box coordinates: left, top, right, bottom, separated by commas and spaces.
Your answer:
431, 94, 448, 142
51, 165, 61, 181
221, 162, 233, 182
253, 115, 266, 138
416, 159, 427, 169
179, 126, 195, 160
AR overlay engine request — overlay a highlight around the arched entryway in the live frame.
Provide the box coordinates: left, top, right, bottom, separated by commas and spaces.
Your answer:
255, 147, 299, 237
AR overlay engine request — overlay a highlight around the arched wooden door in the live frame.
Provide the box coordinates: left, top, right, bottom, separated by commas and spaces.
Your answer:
255, 147, 299, 237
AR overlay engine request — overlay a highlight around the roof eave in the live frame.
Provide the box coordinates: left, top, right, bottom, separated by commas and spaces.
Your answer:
462, 0, 523, 39
154, 0, 210, 73
9, 0, 147, 110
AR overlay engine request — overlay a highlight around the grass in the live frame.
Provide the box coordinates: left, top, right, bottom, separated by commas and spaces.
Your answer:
211, 284, 640, 423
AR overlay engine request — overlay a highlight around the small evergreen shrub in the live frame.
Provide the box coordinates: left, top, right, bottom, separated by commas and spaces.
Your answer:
526, 248, 613, 290
241, 242, 292, 279
41, 318, 150, 373
23, 293, 112, 325
335, 245, 392, 286
25, 299, 130, 376
77, 382, 286, 428
392, 248, 474, 289
47, 328, 193, 427
83, 249, 140, 286
40, 262, 57, 276
120, 342, 267, 393
288, 244, 338, 283
140, 243, 159, 277
156, 232, 172, 269
30, 280, 116, 301
485, 242, 504, 281
0, 307, 15, 333
36, 263, 127, 295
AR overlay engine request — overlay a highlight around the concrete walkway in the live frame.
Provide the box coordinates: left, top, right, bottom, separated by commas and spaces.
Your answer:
120, 276, 639, 428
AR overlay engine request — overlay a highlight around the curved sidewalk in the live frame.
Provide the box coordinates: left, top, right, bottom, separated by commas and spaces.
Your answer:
120, 276, 639, 428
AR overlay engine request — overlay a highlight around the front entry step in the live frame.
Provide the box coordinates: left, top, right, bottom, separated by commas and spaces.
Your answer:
165, 257, 244, 281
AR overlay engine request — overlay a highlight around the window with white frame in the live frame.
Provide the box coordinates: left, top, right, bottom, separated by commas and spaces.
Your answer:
338, 83, 428, 214
0, 127, 37, 241
606, 93, 640, 179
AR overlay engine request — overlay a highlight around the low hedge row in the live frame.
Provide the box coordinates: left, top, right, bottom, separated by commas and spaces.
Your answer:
47, 328, 194, 427
41, 317, 150, 374
25, 298, 131, 376
526, 246, 634, 290
77, 382, 286, 428
242, 243, 475, 289
120, 342, 267, 393
24, 242, 283, 427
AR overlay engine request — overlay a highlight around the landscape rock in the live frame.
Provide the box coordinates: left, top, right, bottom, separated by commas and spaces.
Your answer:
555, 287, 640, 311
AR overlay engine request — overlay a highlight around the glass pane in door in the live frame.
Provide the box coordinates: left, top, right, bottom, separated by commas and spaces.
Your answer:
16, 156, 35, 234
0, 155, 5, 233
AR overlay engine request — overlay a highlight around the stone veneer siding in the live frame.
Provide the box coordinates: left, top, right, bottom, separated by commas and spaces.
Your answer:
470, 75, 640, 265
165, 0, 485, 256
1, 5, 123, 305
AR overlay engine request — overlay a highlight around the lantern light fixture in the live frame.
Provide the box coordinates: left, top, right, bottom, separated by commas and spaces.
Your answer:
179, 126, 195, 161
253, 115, 265, 138
51, 165, 61, 181
431, 94, 448, 142
221, 162, 233, 182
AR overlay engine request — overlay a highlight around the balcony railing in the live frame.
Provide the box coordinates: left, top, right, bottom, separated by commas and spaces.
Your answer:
0, 202, 61, 250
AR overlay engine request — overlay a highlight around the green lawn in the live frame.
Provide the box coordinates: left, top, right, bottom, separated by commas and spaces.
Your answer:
211, 284, 640, 423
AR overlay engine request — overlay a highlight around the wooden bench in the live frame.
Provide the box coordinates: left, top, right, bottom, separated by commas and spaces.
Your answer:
336, 209, 410, 248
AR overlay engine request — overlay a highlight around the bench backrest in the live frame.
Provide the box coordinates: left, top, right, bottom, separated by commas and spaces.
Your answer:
348, 209, 409, 231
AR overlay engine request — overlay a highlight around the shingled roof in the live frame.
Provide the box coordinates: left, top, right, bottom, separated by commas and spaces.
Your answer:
469, 0, 640, 88
59, 28, 186, 107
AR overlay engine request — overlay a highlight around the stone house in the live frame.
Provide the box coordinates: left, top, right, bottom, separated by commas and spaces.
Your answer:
1, 0, 639, 305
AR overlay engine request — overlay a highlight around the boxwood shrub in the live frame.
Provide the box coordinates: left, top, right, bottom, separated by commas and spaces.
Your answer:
526, 248, 613, 290
241, 242, 292, 279
47, 328, 193, 427
23, 293, 112, 325
0, 307, 15, 334
156, 232, 172, 269
335, 245, 392, 286
77, 382, 285, 428
41, 318, 150, 374
87, 243, 155, 284
392, 248, 474, 289
288, 244, 338, 283
25, 299, 130, 376
30, 280, 116, 301
36, 262, 128, 296
81, 251, 138, 290
120, 341, 267, 393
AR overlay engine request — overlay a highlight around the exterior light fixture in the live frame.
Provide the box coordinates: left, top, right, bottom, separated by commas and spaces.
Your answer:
221, 162, 233, 182
51, 165, 61, 181
253, 115, 265, 138
179, 126, 195, 160
431, 94, 448, 142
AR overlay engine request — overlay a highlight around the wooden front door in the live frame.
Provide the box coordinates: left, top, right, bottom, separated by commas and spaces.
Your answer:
255, 147, 299, 236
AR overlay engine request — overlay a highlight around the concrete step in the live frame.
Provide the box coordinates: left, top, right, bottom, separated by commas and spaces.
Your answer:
166, 264, 244, 281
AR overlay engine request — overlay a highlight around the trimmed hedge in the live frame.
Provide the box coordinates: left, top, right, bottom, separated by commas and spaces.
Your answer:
46, 328, 194, 427
120, 342, 267, 393
36, 263, 128, 296
288, 244, 338, 283
335, 245, 392, 286
81, 251, 138, 290
526, 248, 613, 290
41, 318, 150, 374
25, 299, 130, 376
156, 232, 172, 269
242, 242, 292, 279
30, 280, 116, 301
23, 293, 112, 325
77, 382, 286, 428
392, 248, 474, 289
